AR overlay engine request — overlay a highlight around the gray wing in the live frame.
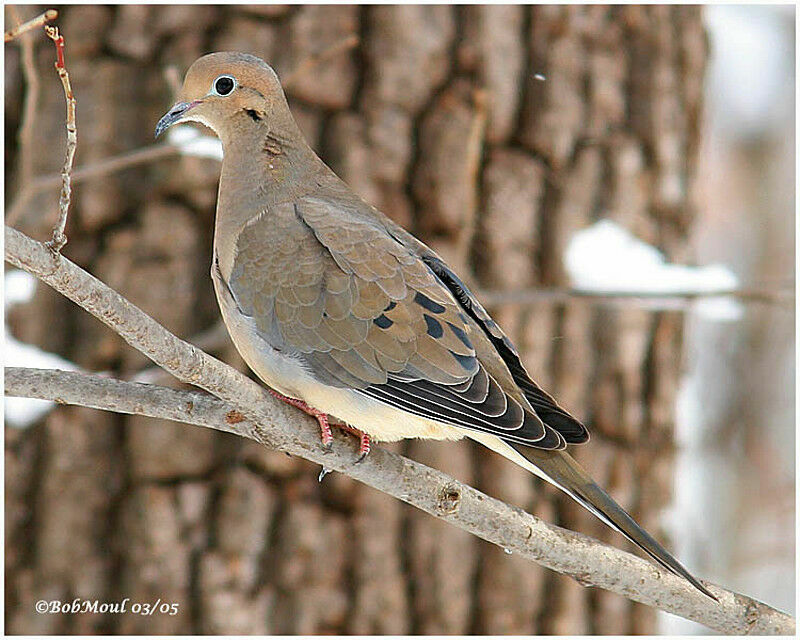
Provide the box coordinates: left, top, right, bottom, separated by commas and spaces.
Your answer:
226, 195, 582, 449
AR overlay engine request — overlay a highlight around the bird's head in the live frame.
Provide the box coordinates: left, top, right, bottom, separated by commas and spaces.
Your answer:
155, 52, 284, 140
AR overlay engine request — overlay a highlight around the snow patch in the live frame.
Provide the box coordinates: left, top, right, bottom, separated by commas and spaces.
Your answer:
5, 270, 79, 428
167, 125, 223, 161
5, 269, 38, 306
565, 220, 742, 321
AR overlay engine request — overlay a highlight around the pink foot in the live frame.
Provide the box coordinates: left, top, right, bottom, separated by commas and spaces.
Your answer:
268, 389, 333, 450
331, 421, 371, 462
268, 389, 371, 461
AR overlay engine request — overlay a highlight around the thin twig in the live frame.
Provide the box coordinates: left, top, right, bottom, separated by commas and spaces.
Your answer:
45, 144, 178, 187
476, 285, 794, 309
10, 35, 359, 228
6, 6, 39, 226
3, 225, 795, 635
17, 27, 38, 191
7, 144, 180, 226
3, 8, 57, 43
42, 24, 76, 253
6, 6, 42, 198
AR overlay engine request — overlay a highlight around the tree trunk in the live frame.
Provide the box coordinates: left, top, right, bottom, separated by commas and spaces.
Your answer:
5, 5, 707, 634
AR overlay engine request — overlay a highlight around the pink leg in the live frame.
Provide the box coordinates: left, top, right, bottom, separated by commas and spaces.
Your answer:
268, 389, 332, 449
268, 389, 371, 461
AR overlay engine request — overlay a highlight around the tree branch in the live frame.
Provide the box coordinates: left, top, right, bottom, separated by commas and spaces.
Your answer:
4, 225, 794, 635
4, 8, 57, 42
5, 365, 794, 635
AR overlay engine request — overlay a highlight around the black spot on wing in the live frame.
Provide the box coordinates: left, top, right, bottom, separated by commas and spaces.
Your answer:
447, 322, 472, 350
422, 254, 589, 445
451, 352, 477, 372
414, 291, 446, 314
423, 314, 443, 338
385, 300, 397, 312
374, 314, 393, 329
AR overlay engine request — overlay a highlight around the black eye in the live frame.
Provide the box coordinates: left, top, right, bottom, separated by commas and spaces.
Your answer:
213, 75, 235, 96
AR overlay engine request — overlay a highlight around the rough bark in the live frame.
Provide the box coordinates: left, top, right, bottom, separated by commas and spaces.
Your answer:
5, 5, 708, 634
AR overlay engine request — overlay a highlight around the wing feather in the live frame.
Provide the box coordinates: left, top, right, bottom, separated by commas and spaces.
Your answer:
227, 196, 579, 451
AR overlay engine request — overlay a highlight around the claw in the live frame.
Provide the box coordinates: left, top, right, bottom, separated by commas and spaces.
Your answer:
355, 433, 371, 461
335, 421, 371, 461
269, 388, 333, 449
266, 389, 371, 462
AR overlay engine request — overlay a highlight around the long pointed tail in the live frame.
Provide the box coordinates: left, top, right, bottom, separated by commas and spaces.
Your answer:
464, 431, 715, 600
515, 444, 717, 600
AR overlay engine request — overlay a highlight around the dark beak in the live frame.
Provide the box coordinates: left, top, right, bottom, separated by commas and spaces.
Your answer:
155, 100, 200, 138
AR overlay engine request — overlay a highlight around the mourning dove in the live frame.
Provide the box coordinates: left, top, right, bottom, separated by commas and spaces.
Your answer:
156, 52, 714, 599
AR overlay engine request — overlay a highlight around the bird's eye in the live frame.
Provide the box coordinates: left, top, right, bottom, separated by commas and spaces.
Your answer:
212, 75, 236, 96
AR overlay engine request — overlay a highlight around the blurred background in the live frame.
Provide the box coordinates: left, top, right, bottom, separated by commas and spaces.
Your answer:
661, 4, 795, 633
4, 5, 794, 635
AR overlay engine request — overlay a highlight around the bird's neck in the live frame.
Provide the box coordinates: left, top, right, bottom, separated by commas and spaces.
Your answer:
219, 114, 323, 204
214, 111, 327, 279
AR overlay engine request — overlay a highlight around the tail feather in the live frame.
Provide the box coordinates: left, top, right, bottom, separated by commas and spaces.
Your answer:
462, 430, 716, 600
515, 444, 717, 601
